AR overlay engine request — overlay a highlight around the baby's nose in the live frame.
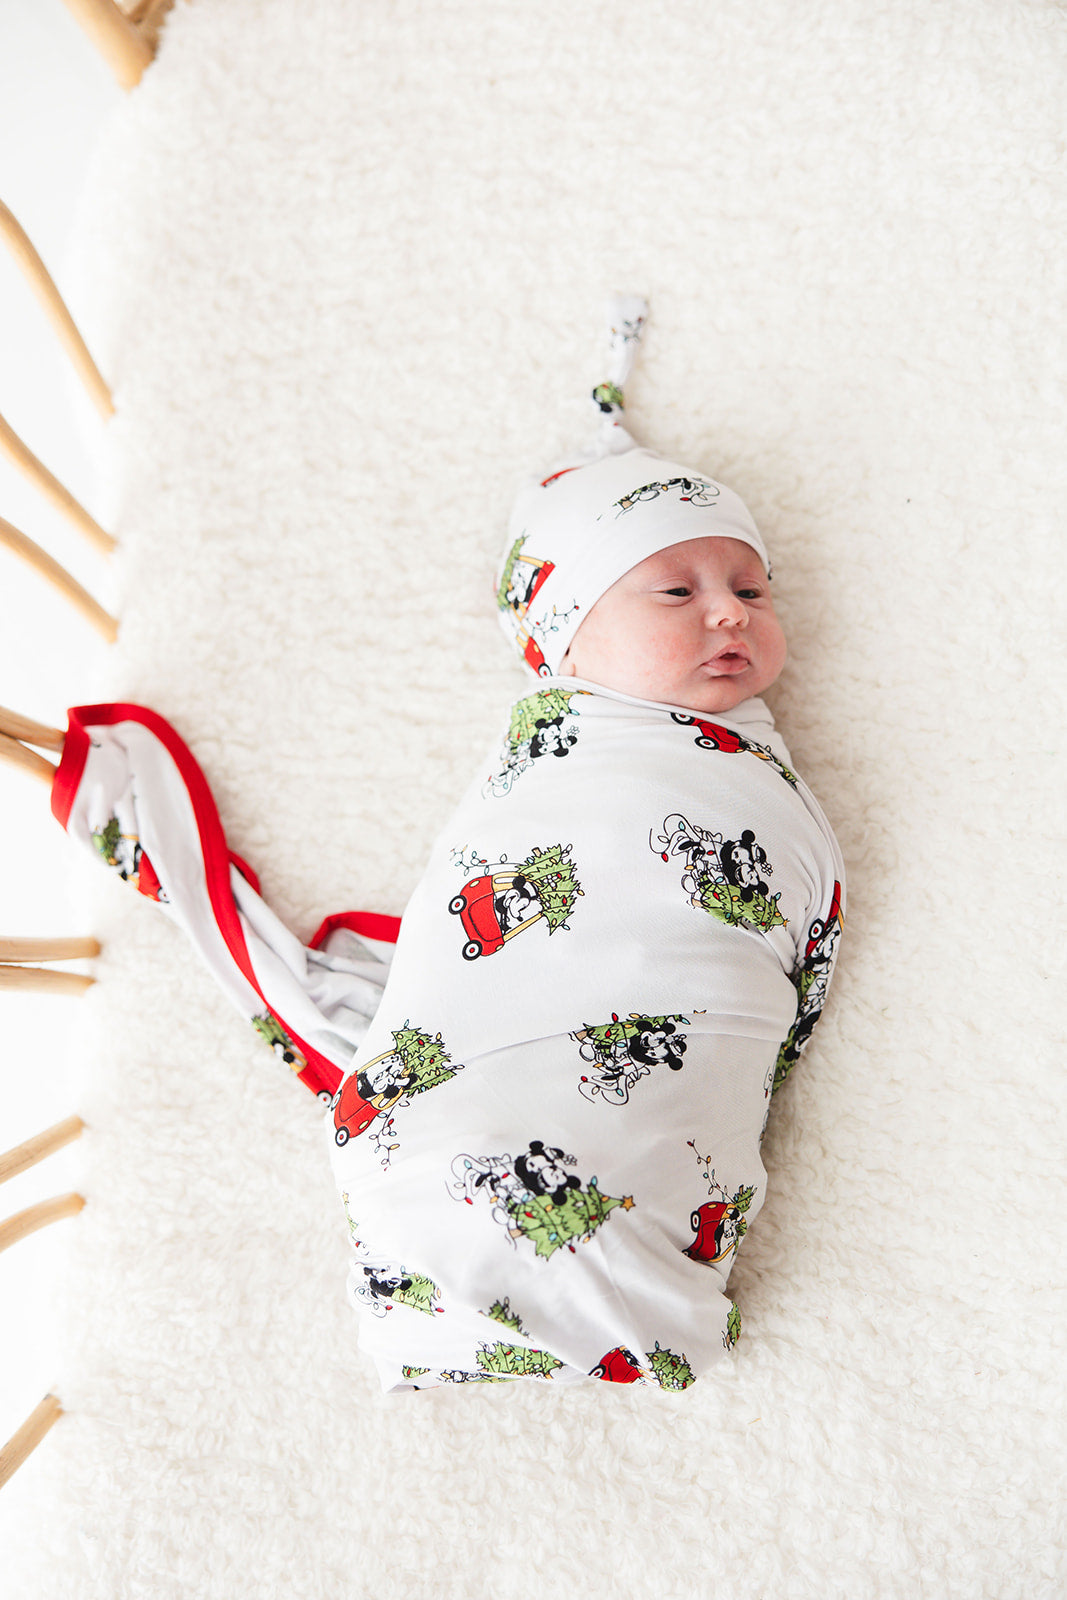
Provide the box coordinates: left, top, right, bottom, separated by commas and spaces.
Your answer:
705, 588, 748, 626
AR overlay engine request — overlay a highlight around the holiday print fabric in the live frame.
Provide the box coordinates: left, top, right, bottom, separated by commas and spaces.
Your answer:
330, 681, 845, 1390
51, 690, 843, 1393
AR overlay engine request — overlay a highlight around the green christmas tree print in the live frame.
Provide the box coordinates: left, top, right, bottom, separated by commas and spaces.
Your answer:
507, 689, 581, 755
476, 1341, 563, 1380
507, 1178, 632, 1260
91, 815, 122, 865
496, 535, 527, 612
773, 966, 816, 1093
577, 1013, 687, 1060
390, 1024, 458, 1095
390, 1273, 443, 1317
645, 1343, 696, 1391
723, 1302, 742, 1350
340, 1192, 444, 1316
592, 380, 625, 412
520, 842, 583, 932
750, 743, 798, 788
486, 1297, 524, 1334
251, 1013, 307, 1073
695, 875, 787, 931
773, 1042, 795, 1095
252, 1014, 289, 1051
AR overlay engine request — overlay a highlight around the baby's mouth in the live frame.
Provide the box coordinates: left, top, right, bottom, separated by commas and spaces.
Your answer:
703, 646, 751, 675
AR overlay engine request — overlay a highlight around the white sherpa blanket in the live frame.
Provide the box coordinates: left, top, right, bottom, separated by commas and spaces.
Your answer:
3, 2, 1065, 1596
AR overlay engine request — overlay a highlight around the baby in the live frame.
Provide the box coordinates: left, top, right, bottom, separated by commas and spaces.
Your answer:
51, 298, 844, 1394
326, 299, 846, 1391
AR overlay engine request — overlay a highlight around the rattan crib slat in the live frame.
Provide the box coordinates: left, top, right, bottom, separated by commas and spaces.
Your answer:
58, 0, 155, 89
0, 937, 100, 964
0, 1194, 85, 1256
0, 1117, 85, 1187
0, 1394, 64, 1491
0, 967, 94, 996
0, 201, 113, 420
0, 411, 115, 556
0, 734, 57, 784
0, 519, 117, 641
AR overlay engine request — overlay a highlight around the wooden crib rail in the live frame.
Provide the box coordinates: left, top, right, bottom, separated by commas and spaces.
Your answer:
0, 733, 58, 786
0, 968, 95, 996
0, 516, 118, 640
0, 1117, 85, 1188
0, 938, 99, 965
59, 0, 175, 89
0, 1194, 85, 1256
0, 1395, 64, 1492
0, 938, 99, 995
0, 1124, 85, 1490
0, 707, 66, 753
0, 201, 112, 420
0, 411, 114, 556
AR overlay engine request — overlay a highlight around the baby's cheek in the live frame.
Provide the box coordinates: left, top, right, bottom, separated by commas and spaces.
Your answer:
759, 619, 788, 682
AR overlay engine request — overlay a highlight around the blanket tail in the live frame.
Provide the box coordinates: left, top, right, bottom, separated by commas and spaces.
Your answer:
52, 704, 393, 1111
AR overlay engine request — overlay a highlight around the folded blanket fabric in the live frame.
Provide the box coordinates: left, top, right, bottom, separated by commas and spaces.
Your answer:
51, 704, 394, 1110
52, 689, 843, 1393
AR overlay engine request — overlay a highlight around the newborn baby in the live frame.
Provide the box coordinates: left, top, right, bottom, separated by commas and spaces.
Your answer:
51, 298, 843, 1394
327, 300, 845, 1391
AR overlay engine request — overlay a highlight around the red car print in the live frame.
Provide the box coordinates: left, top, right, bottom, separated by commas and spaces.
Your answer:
332, 1074, 378, 1146
590, 1347, 644, 1384
685, 1200, 743, 1265
670, 712, 744, 752
448, 872, 541, 960
521, 630, 552, 677
806, 880, 844, 959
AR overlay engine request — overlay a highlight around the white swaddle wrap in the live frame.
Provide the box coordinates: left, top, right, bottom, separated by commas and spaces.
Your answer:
328, 682, 845, 1389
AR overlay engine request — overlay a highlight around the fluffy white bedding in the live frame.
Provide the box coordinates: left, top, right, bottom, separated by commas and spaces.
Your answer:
3, 1, 1065, 1594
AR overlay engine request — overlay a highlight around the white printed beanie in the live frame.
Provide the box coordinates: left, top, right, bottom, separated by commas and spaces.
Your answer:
494, 295, 770, 678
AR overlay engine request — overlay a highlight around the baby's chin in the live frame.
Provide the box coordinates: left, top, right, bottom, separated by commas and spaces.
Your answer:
629, 663, 776, 715
567, 672, 764, 716
666, 682, 762, 716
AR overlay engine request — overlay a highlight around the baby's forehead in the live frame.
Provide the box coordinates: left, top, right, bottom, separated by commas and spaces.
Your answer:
632, 536, 766, 576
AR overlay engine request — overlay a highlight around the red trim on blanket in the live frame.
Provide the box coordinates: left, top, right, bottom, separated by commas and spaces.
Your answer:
53, 704, 349, 1101
228, 851, 262, 896
51, 708, 90, 829
309, 910, 401, 951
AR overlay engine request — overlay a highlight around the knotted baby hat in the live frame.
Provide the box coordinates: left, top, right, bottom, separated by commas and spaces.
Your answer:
495, 295, 770, 677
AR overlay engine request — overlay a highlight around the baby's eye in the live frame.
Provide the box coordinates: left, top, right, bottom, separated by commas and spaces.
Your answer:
660, 586, 691, 598
736, 588, 763, 600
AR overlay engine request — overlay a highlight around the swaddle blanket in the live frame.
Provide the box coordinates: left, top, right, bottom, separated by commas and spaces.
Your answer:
50, 681, 843, 1394
328, 680, 844, 1389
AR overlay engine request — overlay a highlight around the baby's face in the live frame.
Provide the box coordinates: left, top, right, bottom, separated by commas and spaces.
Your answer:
558, 537, 786, 715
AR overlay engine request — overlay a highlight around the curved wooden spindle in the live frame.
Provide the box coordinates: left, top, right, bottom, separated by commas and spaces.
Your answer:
0, 968, 94, 997
0, 733, 57, 785
58, 0, 166, 88
0, 938, 99, 965
0, 411, 114, 556
0, 517, 116, 638
0, 1193, 85, 1256
0, 1122, 86, 1487
0, 1116, 85, 1186
0, 202, 112, 420
0, 928, 99, 992
0, 1394, 64, 1491
0, 706, 66, 753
